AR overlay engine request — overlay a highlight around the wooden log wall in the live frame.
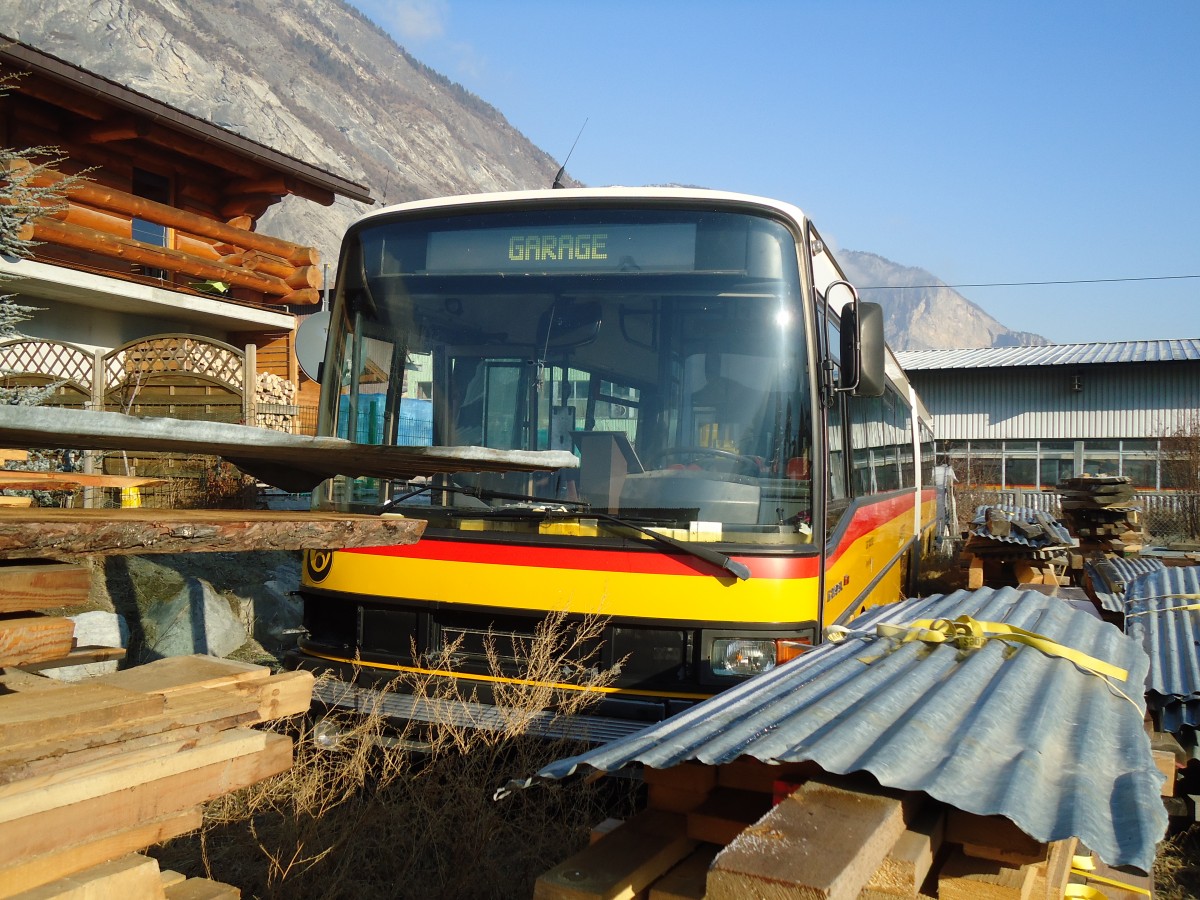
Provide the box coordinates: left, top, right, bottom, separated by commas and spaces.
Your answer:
1, 87, 324, 310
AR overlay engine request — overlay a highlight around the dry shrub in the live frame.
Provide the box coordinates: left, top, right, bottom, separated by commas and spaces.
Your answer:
152, 612, 638, 899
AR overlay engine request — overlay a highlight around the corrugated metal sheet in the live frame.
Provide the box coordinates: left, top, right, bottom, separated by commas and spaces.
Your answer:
897, 340, 1200, 370
1124, 567, 1200, 731
1086, 557, 1166, 613
503, 588, 1163, 871
906, 364, 1200, 441
969, 504, 1074, 551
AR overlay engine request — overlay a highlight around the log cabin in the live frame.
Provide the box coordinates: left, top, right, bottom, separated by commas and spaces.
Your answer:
0, 35, 372, 434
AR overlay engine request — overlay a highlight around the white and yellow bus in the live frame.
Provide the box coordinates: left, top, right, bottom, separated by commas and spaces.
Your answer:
288, 187, 935, 738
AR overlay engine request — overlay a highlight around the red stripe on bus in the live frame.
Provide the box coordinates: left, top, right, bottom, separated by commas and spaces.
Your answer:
341, 539, 820, 579
826, 492, 917, 566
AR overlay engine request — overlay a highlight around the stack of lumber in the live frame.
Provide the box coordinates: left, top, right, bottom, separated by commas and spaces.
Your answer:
959, 505, 1074, 589
1057, 475, 1141, 547
0, 654, 314, 899
0, 450, 31, 508
0, 559, 126, 673
534, 759, 1154, 899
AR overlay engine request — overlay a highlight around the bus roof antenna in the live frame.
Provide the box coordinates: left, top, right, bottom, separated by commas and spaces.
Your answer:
551, 118, 588, 189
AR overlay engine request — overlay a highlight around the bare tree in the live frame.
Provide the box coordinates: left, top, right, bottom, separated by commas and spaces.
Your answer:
0, 70, 85, 349
0, 71, 86, 504
1159, 415, 1200, 541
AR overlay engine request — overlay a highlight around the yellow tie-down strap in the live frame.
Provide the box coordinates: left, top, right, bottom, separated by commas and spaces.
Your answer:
826, 615, 1139, 711
1125, 593, 1200, 617
829, 615, 1129, 682
1065, 852, 1153, 898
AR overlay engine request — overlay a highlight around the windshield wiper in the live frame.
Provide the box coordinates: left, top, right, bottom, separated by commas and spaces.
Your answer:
580, 511, 751, 581
381, 482, 750, 581
380, 480, 589, 513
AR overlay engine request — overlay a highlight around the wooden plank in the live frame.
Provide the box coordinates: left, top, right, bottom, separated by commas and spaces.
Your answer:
938, 847, 1036, 900
162, 880, 239, 900
0, 697, 259, 785
647, 783, 710, 814
1014, 559, 1041, 585
648, 844, 718, 900
0, 472, 167, 490
158, 871, 188, 889
0, 562, 91, 612
714, 757, 818, 794
860, 806, 945, 899
946, 809, 1047, 864
1029, 838, 1077, 900
0, 733, 291, 863
0, 728, 271, 822
0, 681, 261, 775
0, 405, 574, 501
588, 818, 624, 845
18, 645, 126, 673
686, 787, 772, 846
0, 682, 164, 749
5, 852, 162, 900
93, 655, 271, 695
706, 780, 912, 900
0, 508, 426, 559
1153, 748, 1177, 797
0, 451, 29, 464
0, 809, 201, 898
0, 615, 75, 668
0, 498, 32, 509
642, 762, 716, 794
968, 555, 985, 589
534, 810, 695, 900
222, 669, 315, 723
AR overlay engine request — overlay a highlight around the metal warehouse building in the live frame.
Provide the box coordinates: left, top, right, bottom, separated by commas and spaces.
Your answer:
895, 340, 1200, 493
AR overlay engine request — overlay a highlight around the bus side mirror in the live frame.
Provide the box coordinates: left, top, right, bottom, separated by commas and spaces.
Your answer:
840, 301, 886, 397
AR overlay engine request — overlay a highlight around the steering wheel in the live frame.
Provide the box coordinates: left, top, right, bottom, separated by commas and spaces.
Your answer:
654, 446, 761, 477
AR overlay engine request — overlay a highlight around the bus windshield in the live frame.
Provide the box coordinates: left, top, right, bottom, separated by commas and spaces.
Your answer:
320, 204, 815, 545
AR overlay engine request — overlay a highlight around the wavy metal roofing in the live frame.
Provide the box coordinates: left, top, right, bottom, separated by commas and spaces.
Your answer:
503, 588, 1164, 871
969, 504, 1074, 552
896, 340, 1200, 370
1124, 566, 1200, 731
1086, 557, 1166, 613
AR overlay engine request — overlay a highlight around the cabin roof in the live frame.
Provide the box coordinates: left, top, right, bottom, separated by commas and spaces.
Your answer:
0, 35, 373, 205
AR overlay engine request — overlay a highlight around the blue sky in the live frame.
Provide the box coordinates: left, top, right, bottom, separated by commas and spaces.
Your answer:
349, 0, 1199, 344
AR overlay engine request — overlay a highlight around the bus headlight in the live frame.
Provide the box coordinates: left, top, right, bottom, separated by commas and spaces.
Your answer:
711, 638, 776, 677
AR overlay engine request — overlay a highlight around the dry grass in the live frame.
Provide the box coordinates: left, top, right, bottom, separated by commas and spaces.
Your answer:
151, 612, 639, 898
1156, 823, 1200, 900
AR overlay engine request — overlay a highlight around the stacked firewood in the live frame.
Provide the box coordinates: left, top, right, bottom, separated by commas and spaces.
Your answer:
254, 372, 298, 433
535, 759, 1154, 899
959, 505, 1074, 589
1057, 475, 1140, 547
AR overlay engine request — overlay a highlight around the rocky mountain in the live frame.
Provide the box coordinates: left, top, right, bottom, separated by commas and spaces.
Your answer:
2, 0, 1042, 350
838, 251, 1048, 350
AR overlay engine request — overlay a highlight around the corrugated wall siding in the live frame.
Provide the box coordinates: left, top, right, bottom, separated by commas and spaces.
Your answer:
908, 362, 1200, 441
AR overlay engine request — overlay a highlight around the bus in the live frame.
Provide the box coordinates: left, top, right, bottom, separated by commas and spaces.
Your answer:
287, 187, 936, 740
